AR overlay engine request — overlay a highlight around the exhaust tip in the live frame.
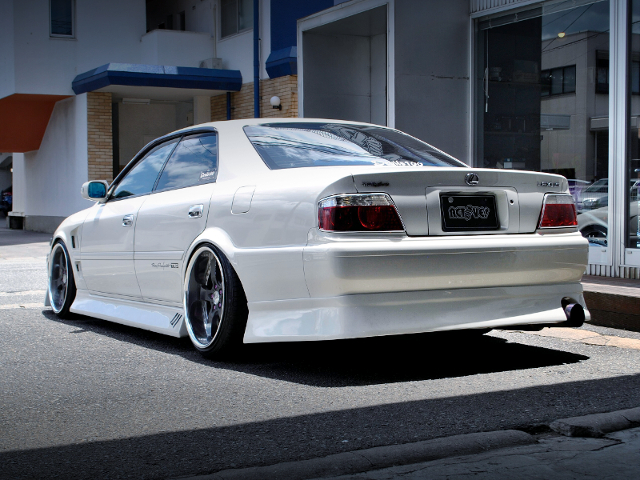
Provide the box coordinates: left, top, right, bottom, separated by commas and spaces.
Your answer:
563, 301, 585, 327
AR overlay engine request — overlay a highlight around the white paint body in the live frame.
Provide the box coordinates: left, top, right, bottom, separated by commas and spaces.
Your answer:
48, 118, 590, 343
12, 96, 92, 220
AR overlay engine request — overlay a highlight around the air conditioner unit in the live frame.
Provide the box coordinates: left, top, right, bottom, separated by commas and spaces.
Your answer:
199, 58, 222, 69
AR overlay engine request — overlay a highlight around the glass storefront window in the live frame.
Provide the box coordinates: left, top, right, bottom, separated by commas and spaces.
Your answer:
628, 0, 640, 249
477, 0, 610, 249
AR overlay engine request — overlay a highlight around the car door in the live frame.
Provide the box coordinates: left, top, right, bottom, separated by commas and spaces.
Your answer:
134, 132, 218, 304
80, 139, 179, 298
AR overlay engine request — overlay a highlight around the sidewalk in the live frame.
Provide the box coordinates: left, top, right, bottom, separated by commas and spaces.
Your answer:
314, 426, 640, 480
0, 219, 51, 261
179, 409, 640, 480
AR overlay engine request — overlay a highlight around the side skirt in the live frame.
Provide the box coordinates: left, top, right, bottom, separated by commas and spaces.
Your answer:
70, 290, 187, 338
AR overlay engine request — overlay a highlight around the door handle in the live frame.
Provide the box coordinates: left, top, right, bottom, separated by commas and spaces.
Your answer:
122, 214, 134, 227
188, 204, 204, 219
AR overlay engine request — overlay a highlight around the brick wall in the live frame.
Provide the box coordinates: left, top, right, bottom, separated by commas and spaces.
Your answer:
211, 75, 298, 121
87, 92, 113, 182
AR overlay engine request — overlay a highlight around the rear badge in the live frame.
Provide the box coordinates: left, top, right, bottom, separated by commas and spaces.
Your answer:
538, 181, 560, 187
465, 173, 480, 186
362, 181, 389, 187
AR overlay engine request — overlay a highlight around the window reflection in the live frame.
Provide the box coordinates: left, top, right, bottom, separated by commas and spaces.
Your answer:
628, 0, 640, 248
156, 134, 218, 191
478, 0, 610, 247
112, 141, 177, 199
245, 123, 466, 170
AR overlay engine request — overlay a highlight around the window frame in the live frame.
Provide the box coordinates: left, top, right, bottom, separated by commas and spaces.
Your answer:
541, 65, 577, 97
220, 0, 253, 39
110, 139, 180, 201
49, 0, 75, 38
107, 127, 218, 202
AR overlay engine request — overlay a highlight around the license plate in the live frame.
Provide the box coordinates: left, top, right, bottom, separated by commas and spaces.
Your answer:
441, 194, 499, 231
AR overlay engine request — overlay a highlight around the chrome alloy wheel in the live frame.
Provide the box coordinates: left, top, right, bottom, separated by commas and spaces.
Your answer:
49, 243, 69, 314
184, 246, 226, 349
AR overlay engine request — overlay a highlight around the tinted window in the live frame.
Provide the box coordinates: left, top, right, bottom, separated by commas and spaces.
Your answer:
112, 140, 178, 199
155, 133, 218, 191
50, 0, 73, 36
244, 123, 465, 170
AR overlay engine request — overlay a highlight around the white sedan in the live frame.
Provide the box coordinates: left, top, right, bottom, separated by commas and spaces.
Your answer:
47, 118, 589, 357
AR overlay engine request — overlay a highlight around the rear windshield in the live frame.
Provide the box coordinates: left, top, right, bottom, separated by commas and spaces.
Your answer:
244, 122, 466, 169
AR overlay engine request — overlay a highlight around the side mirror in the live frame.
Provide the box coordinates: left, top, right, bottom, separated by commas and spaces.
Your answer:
81, 181, 109, 203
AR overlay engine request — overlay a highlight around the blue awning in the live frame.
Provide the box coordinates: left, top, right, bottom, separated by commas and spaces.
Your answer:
72, 63, 242, 95
266, 47, 297, 79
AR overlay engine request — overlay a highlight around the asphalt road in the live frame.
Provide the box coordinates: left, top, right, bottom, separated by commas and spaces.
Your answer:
2, 226, 640, 479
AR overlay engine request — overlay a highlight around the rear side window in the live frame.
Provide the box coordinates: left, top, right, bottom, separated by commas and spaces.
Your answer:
244, 123, 466, 169
112, 140, 178, 199
155, 133, 218, 191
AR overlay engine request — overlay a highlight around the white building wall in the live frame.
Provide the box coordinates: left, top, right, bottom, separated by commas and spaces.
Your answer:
140, 30, 216, 67
0, 0, 15, 99
216, 0, 271, 80
11, 154, 26, 214
8, 0, 146, 97
23, 95, 91, 220
394, 0, 471, 162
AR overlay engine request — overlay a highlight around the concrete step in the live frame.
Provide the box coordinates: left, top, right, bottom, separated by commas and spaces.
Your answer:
583, 275, 640, 333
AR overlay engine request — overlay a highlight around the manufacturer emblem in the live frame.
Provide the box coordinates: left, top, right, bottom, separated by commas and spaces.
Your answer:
465, 173, 480, 186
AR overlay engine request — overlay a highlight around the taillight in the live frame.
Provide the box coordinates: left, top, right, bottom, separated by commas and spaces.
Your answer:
318, 194, 404, 232
538, 194, 578, 228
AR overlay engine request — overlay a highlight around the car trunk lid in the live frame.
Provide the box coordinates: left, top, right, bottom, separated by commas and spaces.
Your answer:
351, 168, 568, 235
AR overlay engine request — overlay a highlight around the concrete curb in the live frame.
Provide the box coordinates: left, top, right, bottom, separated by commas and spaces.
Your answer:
177, 430, 534, 480
550, 406, 640, 438
177, 407, 640, 480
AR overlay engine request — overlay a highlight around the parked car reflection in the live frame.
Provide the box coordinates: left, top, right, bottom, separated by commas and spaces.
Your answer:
577, 200, 640, 247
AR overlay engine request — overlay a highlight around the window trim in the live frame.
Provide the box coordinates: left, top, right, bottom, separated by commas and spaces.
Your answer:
107, 127, 217, 202
49, 0, 75, 38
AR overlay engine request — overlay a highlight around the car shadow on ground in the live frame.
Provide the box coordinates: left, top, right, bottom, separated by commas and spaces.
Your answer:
41, 310, 588, 387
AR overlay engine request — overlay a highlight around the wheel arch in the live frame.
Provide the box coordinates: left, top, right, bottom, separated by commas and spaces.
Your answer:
183, 227, 242, 286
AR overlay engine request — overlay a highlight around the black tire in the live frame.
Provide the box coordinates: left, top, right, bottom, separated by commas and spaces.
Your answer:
183, 243, 248, 358
48, 241, 76, 318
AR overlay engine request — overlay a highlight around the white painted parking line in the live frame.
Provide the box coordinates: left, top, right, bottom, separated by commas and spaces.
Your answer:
0, 290, 47, 297
0, 303, 46, 310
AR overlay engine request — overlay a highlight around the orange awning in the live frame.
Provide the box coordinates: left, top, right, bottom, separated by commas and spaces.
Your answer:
0, 94, 71, 152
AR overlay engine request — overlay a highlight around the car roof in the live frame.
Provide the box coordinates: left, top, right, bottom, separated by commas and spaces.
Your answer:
169, 118, 391, 137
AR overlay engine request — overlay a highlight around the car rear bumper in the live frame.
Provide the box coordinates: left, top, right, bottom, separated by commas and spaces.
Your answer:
241, 232, 588, 343
243, 282, 589, 342
302, 232, 588, 297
